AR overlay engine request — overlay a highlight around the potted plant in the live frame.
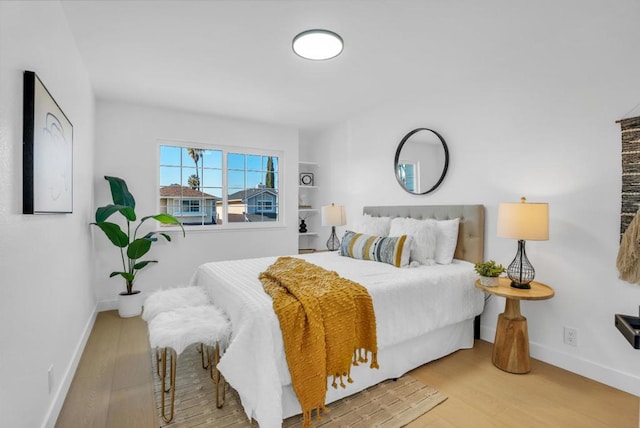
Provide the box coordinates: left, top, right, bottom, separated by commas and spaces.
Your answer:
92, 176, 185, 317
474, 260, 506, 287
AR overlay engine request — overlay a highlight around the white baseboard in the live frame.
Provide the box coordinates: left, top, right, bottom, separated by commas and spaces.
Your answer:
41, 305, 98, 428
97, 299, 117, 312
480, 325, 640, 397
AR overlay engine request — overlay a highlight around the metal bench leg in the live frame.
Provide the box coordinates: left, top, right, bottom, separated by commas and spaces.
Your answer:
160, 348, 177, 423
208, 343, 226, 408
155, 347, 161, 377
199, 343, 209, 369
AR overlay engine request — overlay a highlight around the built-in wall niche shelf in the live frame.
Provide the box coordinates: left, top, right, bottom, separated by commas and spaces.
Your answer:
298, 160, 320, 252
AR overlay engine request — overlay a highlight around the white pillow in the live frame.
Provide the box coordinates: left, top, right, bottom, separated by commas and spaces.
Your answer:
350, 214, 391, 236
389, 217, 437, 265
435, 218, 460, 264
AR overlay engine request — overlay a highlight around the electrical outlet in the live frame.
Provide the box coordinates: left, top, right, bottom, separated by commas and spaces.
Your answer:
48, 365, 54, 394
563, 326, 578, 347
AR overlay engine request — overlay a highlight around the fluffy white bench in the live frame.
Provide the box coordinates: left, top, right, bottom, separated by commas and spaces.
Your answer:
148, 305, 231, 423
142, 286, 210, 322
142, 286, 213, 371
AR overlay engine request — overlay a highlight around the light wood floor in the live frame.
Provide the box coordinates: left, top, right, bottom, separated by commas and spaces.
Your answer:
57, 311, 639, 427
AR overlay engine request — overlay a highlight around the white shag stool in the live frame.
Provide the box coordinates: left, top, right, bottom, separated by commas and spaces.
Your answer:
142, 286, 212, 370
148, 305, 231, 423
142, 286, 210, 322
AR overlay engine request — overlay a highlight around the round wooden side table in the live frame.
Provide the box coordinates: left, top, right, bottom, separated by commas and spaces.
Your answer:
475, 277, 555, 374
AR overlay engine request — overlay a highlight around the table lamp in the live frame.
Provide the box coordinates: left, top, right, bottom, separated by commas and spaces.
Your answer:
321, 203, 346, 251
497, 197, 549, 289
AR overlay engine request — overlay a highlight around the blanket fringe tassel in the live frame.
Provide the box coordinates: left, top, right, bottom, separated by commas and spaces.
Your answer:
303, 404, 329, 428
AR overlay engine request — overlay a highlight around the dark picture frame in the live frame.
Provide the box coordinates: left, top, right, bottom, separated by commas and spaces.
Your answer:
23, 71, 73, 214
300, 172, 314, 186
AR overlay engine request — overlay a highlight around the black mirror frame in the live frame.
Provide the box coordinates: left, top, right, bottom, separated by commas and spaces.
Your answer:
394, 128, 449, 195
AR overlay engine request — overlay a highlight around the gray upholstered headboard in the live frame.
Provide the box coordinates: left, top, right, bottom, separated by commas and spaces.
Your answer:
363, 205, 485, 264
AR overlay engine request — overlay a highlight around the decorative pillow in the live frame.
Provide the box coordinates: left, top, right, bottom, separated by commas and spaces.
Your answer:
389, 217, 437, 265
435, 218, 460, 264
349, 214, 392, 237
340, 231, 412, 267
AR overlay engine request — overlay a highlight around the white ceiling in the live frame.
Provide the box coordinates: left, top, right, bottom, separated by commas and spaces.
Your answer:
60, 0, 512, 130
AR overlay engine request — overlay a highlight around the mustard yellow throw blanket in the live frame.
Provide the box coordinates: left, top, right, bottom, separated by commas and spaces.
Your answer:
259, 257, 379, 428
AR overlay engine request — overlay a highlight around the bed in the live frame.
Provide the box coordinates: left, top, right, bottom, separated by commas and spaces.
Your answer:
189, 204, 485, 427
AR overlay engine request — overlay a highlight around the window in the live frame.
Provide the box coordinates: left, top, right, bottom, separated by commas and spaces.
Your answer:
181, 200, 200, 213
159, 143, 280, 228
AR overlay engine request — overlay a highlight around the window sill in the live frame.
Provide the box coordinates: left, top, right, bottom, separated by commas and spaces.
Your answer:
158, 222, 289, 233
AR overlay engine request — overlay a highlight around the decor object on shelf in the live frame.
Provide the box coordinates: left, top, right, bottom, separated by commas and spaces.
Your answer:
474, 260, 506, 287
91, 176, 185, 317
497, 197, 549, 289
322, 203, 346, 251
23, 70, 73, 214
292, 29, 343, 60
394, 128, 449, 195
299, 219, 308, 233
299, 172, 314, 186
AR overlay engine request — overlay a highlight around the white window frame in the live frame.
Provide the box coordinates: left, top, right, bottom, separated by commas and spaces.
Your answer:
157, 139, 285, 231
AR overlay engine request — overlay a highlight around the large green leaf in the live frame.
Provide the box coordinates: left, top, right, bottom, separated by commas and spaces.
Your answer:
110, 271, 134, 282
133, 260, 157, 270
127, 238, 152, 260
96, 204, 136, 223
140, 213, 186, 237
104, 176, 136, 209
94, 222, 128, 248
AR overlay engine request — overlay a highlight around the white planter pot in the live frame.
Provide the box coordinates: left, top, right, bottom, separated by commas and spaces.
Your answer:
479, 276, 499, 287
118, 291, 144, 318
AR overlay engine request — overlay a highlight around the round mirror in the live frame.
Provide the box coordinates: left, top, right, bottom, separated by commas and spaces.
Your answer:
394, 128, 449, 195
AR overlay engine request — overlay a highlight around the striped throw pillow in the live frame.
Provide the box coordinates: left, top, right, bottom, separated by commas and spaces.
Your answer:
339, 231, 412, 267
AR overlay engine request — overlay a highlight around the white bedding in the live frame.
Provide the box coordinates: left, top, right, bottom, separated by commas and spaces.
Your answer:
189, 251, 484, 428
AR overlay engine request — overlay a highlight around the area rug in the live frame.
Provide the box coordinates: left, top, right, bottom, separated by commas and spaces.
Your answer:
152, 345, 447, 427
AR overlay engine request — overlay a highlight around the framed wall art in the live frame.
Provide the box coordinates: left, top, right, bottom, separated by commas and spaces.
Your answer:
23, 71, 73, 214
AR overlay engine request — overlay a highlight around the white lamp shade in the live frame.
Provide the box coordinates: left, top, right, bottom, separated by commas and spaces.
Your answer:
292, 29, 343, 60
321, 204, 346, 227
497, 200, 549, 241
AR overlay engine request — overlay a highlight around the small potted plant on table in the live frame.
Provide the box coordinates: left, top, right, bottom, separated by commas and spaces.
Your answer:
474, 260, 506, 287
92, 176, 185, 317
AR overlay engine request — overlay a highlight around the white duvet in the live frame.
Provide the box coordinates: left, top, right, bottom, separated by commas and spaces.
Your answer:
189, 252, 484, 428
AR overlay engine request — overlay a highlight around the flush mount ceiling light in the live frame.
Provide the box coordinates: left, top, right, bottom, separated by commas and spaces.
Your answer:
292, 29, 343, 60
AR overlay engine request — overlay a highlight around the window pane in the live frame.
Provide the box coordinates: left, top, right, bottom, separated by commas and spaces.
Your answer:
202, 149, 222, 168
228, 153, 245, 170
160, 166, 181, 187
181, 167, 198, 188
160, 145, 182, 166
246, 155, 261, 171
202, 168, 222, 188
228, 170, 245, 188
246, 171, 263, 188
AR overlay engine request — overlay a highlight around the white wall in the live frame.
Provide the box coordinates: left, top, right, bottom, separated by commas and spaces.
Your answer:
0, 2, 96, 427
94, 101, 299, 306
303, 0, 640, 396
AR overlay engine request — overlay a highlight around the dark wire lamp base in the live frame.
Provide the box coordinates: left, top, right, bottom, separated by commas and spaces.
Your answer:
326, 226, 340, 251
507, 239, 535, 289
